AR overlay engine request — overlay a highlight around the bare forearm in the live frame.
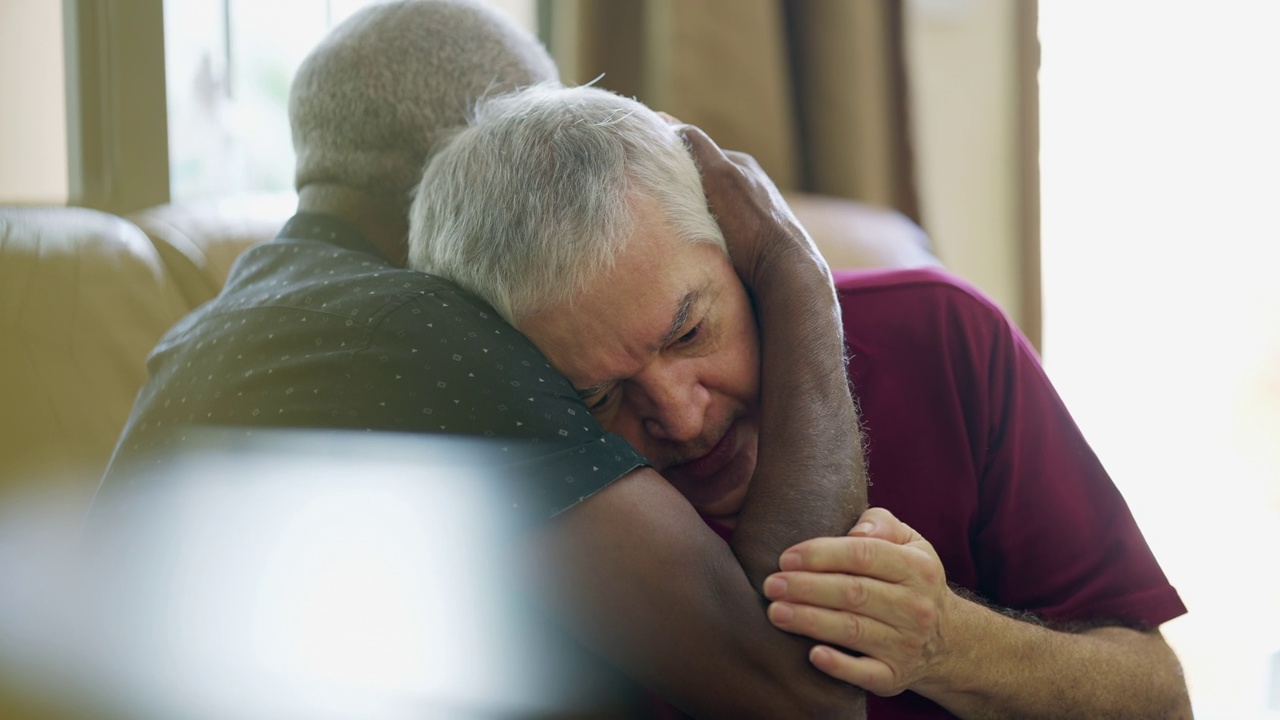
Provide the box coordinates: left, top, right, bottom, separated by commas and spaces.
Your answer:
922, 598, 1191, 720
678, 125, 866, 587
731, 245, 865, 587
764, 511, 1188, 719
530, 469, 866, 718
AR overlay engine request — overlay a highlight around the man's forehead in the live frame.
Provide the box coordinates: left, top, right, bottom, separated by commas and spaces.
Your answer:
521, 221, 715, 387
564, 282, 707, 394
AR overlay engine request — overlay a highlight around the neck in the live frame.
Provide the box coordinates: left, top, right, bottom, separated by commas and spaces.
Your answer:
296, 185, 409, 266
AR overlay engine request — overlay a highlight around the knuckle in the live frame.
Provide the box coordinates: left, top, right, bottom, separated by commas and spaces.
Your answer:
709, 161, 742, 185
915, 557, 943, 586
840, 614, 865, 648
908, 597, 938, 629
844, 538, 875, 570
704, 157, 730, 176
841, 579, 867, 610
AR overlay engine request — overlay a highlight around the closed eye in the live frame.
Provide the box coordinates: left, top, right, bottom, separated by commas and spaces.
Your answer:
674, 323, 702, 346
581, 381, 618, 411
588, 391, 612, 410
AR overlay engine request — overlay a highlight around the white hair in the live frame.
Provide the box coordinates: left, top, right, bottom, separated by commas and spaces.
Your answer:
407, 83, 726, 324
289, 0, 558, 207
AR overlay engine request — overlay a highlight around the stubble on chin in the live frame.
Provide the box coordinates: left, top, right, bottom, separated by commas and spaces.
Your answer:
654, 416, 739, 471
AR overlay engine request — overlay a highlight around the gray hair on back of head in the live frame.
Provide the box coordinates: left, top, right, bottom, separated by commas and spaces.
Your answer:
407, 83, 726, 325
289, 0, 558, 207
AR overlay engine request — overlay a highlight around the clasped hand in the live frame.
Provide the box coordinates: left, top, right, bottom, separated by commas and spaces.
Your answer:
763, 507, 959, 698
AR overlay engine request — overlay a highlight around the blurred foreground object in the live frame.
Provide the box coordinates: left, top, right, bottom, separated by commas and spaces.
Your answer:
1, 429, 627, 719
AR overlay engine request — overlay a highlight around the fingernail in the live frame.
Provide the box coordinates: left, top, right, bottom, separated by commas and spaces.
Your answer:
763, 576, 787, 598
810, 645, 833, 668
850, 522, 874, 536
779, 552, 802, 571
769, 602, 794, 625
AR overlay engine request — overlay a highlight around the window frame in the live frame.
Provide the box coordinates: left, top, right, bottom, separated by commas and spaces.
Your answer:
61, 0, 554, 216
63, 0, 170, 214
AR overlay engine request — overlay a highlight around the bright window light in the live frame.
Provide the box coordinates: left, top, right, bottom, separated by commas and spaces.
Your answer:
162, 0, 536, 201
1040, 2, 1280, 718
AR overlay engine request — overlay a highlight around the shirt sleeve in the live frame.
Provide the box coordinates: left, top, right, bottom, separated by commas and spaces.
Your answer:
952, 282, 1187, 628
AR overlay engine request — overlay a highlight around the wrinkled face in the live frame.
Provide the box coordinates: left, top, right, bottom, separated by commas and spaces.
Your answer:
519, 199, 761, 525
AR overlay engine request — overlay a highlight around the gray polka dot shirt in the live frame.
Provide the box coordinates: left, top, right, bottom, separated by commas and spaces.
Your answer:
99, 213, 647, 520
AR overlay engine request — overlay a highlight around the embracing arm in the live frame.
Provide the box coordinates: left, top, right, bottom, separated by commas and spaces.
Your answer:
524, 128, 868, 717
679, 126, 867, 588
528, 467, 865, 718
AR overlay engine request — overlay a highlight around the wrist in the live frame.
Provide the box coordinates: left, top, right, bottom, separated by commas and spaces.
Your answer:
913, 590, 979, 698
913, 593, 1045, 716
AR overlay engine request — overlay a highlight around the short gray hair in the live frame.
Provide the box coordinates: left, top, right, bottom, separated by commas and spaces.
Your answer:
407, 83, 725, 324
289, 0, 558, 207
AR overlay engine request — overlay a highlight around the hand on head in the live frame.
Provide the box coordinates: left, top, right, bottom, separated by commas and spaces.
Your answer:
669, 122, 831, 292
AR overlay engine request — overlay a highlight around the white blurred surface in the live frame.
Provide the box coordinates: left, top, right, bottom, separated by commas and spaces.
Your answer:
1040, 2, 1280, 718
0, 431, 583, 719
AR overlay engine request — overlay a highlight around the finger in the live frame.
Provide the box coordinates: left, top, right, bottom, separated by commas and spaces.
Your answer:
767, 600, 899, 658
723, 149, 763, 173
676, 126, 771, 199
848, 507, 919, 545
779, 536, 937, 585
677, 124, 733, 170
763, 571, 922, 630
809, 645, 903, 697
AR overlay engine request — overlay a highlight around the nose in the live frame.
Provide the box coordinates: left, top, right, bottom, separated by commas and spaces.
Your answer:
631, 360, 709, 444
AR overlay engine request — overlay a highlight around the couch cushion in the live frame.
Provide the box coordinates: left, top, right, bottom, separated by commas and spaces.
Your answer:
127, 194, 294, 308
0, 207, 189, 489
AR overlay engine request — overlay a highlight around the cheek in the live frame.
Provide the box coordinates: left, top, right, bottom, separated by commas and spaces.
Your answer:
596, 410, 651, 454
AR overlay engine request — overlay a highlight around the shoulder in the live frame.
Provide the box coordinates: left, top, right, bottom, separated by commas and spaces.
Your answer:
227, 238, 456, 301
834, 267, 1017, 355
834, 267, 1005, 320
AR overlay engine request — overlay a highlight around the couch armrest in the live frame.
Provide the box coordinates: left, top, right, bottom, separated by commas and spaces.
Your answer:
0, 206, 189, 486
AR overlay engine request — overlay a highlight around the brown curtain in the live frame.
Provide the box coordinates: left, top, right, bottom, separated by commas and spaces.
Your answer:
550, 0, 919, 222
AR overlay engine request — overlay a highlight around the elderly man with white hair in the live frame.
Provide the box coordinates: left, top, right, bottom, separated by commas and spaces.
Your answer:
408, 83, 1192, 719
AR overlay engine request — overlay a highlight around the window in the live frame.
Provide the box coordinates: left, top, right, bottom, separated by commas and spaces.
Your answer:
1040, 2, 1280, 717
164, 0, 537, 201
60, 0, 536, 212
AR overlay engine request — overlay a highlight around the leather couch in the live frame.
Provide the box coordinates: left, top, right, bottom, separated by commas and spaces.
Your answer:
0, 193, 938, 505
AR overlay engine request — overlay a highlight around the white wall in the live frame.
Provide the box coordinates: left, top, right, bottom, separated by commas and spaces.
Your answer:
0, 0, 67, 204
905, 0, 1022, 325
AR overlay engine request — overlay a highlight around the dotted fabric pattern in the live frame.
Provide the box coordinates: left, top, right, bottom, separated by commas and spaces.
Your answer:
98, 213, 646, 520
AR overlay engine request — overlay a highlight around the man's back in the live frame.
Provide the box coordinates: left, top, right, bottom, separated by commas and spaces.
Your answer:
101, 213, 644, 519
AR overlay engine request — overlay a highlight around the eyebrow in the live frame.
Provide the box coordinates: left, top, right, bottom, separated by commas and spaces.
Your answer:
657, 289, 700, 349
572, 288, 702, 400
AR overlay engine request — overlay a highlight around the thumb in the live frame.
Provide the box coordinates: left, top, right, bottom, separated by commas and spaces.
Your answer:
848, 507, 918, 545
